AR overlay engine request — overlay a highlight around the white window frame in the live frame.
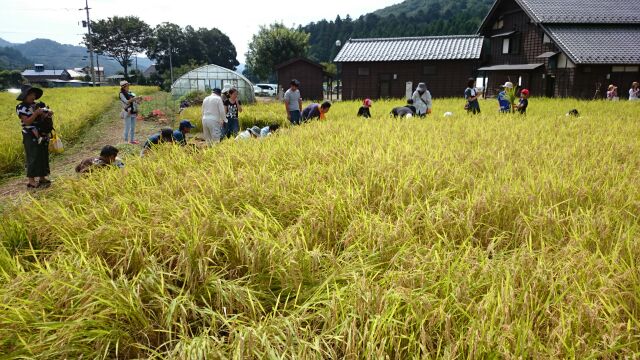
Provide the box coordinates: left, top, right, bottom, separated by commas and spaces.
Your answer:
502, 38, 510, 54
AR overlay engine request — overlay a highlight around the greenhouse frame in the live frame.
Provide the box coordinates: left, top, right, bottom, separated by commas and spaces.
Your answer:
171, 64, 256, 103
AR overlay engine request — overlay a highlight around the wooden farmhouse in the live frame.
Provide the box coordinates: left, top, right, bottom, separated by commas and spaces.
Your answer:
334, 35, 484, 100
477, 0, 640, 98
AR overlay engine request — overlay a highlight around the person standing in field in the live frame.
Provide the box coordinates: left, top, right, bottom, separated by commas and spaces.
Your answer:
464, 78, 481, 115
302, 101, 332, 121
516, 89, 530, 114
412, 83, 432, 117
16, 85, 52, 189
223, 88, 242, 139
284, 79, 303, 125
630, 82, 640, 101
607, 84, 619, 101
119, 81, 140, 144
357, 99, 372, 118
497, 82, 513, 113
201, 88, 227, 144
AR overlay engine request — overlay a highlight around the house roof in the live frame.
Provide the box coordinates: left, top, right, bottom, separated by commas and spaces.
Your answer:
479, 0, 640, 33
334, 35, 484, 63
275, 57, 323, 70
143, 64, 157, 76
544, 25, 640, 64
22, 69, 67, 77
478, 63, 544, 71
517, 0, 640, 24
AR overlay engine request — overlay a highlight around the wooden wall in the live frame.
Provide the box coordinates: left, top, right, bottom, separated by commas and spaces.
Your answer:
277, 61, 324, 101
341, 60, 480, 100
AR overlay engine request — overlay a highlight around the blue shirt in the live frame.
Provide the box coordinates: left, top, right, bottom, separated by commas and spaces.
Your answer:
143, 133, 161, 149
260, 126, 270, 137
173, 130, 186, 145
497, 91, 511, 112
302, 104, 321, 120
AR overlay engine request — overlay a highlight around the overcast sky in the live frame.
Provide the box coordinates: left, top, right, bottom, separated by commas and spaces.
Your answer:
0, 0, 401, 63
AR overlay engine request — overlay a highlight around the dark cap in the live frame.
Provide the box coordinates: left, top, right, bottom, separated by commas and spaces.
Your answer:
212, 88, 222, 95
179, 120, 196, 129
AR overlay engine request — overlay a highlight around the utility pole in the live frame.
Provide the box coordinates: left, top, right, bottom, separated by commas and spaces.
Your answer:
168, 37, 174, 87
81, 0, 96, 86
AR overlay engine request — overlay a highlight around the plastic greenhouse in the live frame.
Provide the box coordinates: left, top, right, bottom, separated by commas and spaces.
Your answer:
171, 64, 256, 103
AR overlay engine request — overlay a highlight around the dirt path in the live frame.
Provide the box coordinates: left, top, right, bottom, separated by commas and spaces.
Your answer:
0, 91, 172, 206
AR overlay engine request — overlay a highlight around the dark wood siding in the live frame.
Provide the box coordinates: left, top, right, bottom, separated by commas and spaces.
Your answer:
479, 0, 640, 99
277, 61, 324, 101
341, 60, 480, 100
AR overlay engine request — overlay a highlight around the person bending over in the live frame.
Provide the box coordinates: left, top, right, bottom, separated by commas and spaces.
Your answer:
76, 145, 120, 174
357, 99, 372, 118
173, 120, 196, 146
302, 101, 332, 121
391, 99, 417, 118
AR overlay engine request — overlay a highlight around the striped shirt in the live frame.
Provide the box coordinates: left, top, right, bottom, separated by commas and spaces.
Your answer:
16, 102, 36, 134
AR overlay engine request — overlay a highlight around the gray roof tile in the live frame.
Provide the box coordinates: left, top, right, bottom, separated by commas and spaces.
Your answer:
517, 0, 640, 24
334, 35, 484, 63
546, 25, 640, 64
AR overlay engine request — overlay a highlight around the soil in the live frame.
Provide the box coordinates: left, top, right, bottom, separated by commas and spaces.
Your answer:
0, 91, 173, 207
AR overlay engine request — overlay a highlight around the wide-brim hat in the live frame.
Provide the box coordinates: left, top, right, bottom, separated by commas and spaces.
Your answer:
501, 82, 514, 89
16, 84, 43, 101
120, 80, 130, 87
416, 83, 427, 91
249, 126, 261, 137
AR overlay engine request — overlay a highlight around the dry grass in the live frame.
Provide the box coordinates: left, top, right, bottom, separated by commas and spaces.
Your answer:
1, 97, 639, 358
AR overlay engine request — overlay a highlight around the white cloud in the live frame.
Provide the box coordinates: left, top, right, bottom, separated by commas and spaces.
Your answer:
0, 0, 401, 63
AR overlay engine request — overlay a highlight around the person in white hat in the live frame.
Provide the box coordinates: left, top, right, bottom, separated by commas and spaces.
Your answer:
412, 83, 432, 117
119, 80, 140, 144
497, 82, 514, 113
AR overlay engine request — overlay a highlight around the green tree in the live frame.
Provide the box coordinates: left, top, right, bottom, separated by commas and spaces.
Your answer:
87, 16, 151, 80
146, 23, 239, 78
0, 70, 24, 89
245, 24, 310, 80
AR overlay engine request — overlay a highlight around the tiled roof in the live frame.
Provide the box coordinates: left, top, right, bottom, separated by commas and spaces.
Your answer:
478, 63, 544, 71
22, 70, 66, 77
517, 0, 640, 24
545, 25, 640, 64
334, 35, 483, 63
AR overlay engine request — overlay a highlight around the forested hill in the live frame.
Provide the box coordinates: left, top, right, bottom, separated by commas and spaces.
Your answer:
300, 0, 493, 62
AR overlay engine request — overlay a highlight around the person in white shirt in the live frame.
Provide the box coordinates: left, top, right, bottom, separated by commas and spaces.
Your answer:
412, 82, 432, 117
201, 88, 227, 144
629, 82, 640, 101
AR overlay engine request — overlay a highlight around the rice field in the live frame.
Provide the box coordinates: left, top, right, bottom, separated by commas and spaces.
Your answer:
1, 96, 639, 358
0, 86, 155, 176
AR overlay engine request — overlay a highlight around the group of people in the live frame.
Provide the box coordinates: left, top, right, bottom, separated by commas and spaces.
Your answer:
467, 78, 529, 115
14, 75, 640, 189
200, 87, 244, 143
607, 82, 640, 101
283, 79, 334, 124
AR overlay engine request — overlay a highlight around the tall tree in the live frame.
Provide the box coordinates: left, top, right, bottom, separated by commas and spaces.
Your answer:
87, 16, 151, 80
146, 23, 239, 75
145, 22, 184, 74
245, 24, 310, 80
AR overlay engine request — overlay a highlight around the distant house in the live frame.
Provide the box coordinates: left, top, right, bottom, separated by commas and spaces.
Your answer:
477, 0, 640, 98
143, 64, 157, 78
22, 64, 72, 86
74, 66, 105, 82
276, 58, 324, 101
334, 35, 484, 100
